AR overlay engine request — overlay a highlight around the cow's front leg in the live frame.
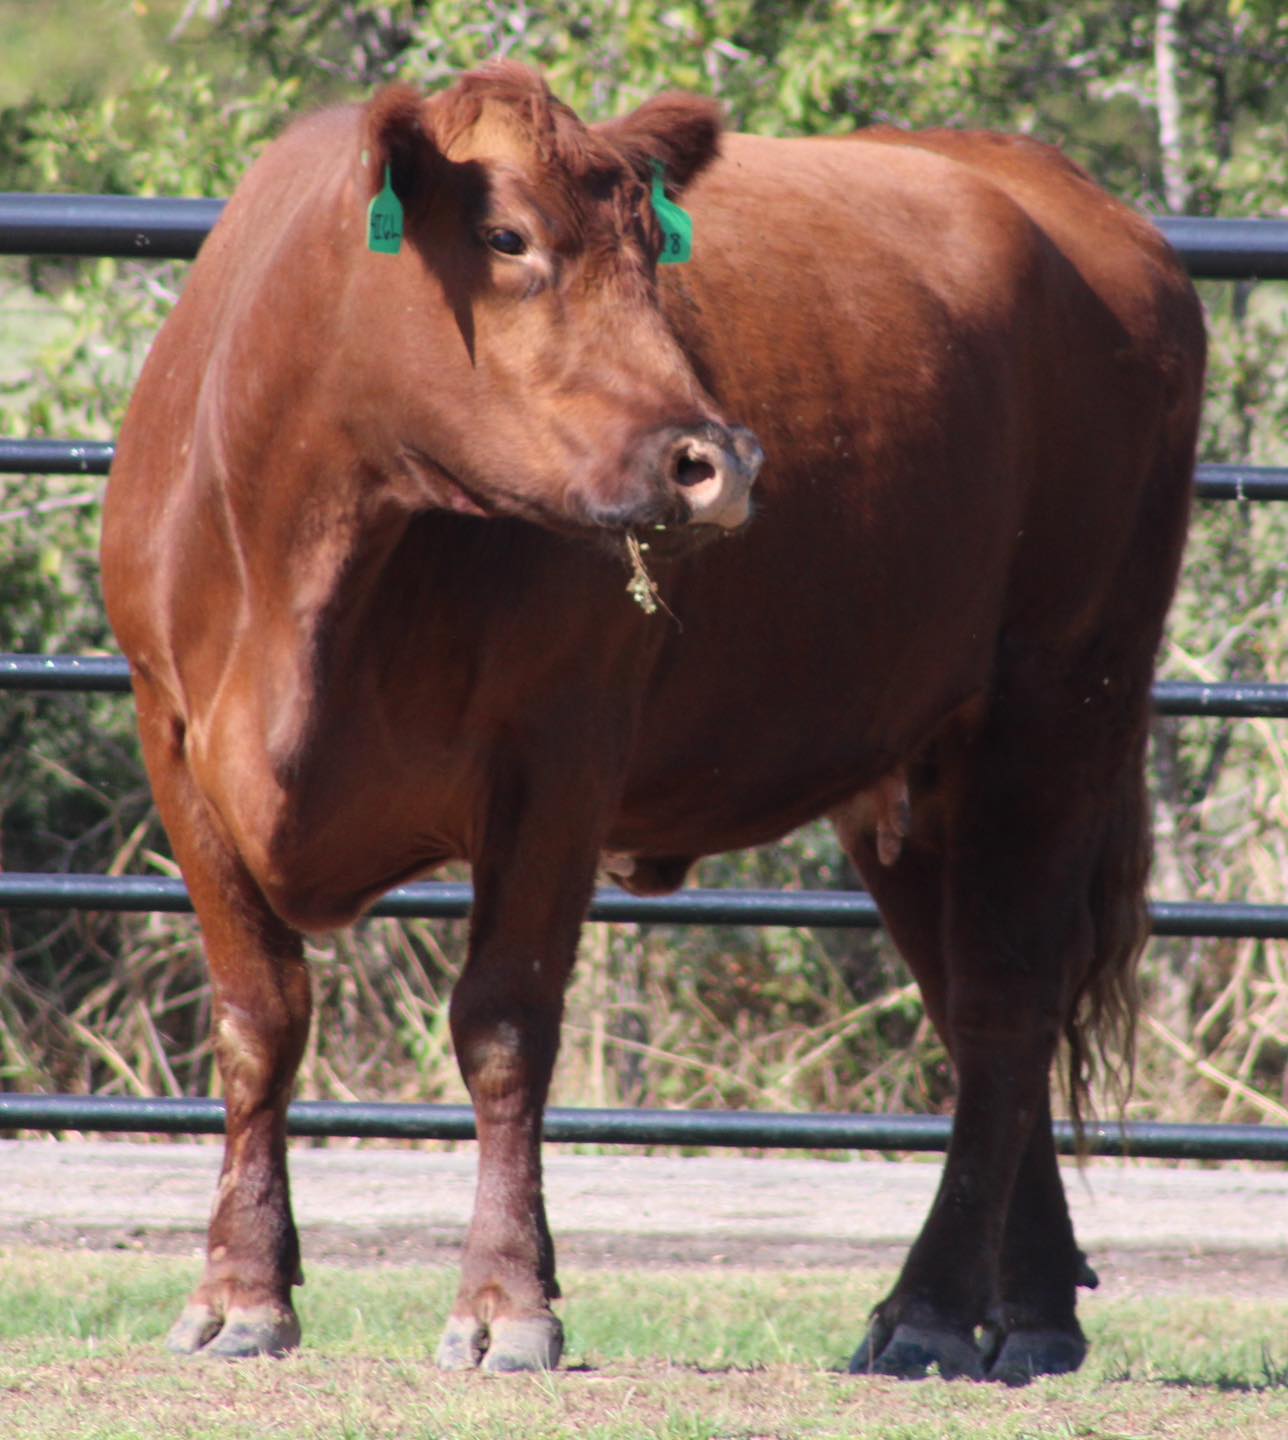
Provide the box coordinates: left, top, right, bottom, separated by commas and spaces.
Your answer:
134, 684, 311, 1359
435, 782, 601, 1373
168, 909, 310, 1359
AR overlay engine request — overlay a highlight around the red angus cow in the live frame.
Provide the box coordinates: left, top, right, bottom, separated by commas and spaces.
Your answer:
102, 61, 1204, 1382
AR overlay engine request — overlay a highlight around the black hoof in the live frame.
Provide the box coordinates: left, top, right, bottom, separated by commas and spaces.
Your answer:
848, 1312, 896, 1374
987, 1329, 1088, 1386
850, 1322, 984, 1381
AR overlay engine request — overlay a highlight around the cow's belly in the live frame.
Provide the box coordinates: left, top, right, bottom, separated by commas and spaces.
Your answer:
610, 670, 980, 862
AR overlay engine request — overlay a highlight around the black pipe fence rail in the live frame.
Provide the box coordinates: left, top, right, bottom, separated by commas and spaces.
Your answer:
4, 193, 1288, 277
0, 193, 225, 259
3, 199, 1288, 1160
4, 870, 1288, 941
1, 1092, 1285, 1161
1195, 463, 1288, 502
1, 653, 132, 692
0, 439, 116, 476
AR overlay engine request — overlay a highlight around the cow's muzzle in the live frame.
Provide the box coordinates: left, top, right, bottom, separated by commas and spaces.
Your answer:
661, 422, 763, 529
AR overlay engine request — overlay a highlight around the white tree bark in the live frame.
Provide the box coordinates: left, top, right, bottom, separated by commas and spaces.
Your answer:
1155, 0, 1191, 213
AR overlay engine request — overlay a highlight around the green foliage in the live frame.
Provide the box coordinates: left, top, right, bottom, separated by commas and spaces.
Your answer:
15, 66, 300, 198
0, 2, 1286, 1126
0, 0, 167, 109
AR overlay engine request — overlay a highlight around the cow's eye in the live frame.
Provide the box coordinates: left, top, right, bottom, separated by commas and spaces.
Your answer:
486, 228, 528, 257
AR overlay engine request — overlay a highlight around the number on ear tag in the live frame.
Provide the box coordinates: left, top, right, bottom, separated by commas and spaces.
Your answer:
367, 167, 404, 255
651, 162, 693, 265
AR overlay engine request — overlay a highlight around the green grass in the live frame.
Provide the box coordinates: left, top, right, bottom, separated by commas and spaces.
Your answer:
1, 1250, 1287, 1438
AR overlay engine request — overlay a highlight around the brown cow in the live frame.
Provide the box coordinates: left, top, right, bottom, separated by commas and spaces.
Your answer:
101, 61, 1204, 1382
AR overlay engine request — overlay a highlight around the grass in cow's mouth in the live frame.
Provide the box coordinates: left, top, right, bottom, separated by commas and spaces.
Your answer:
625, 531, 673, 619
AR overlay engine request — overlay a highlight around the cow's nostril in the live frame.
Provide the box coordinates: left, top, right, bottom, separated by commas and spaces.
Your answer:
675, 453, 716, 488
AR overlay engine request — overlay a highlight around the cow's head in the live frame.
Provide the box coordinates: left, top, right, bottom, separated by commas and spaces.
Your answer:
342, 63, 761, 535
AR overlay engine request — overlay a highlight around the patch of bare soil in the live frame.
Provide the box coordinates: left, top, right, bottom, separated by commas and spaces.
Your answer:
5, 1219, 1288, 1299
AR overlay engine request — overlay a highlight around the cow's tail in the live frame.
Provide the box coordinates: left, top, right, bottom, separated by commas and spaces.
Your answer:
1064, 721, 1151, 1144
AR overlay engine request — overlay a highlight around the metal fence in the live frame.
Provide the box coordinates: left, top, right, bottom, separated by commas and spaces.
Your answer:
3, 195, 1288, 1161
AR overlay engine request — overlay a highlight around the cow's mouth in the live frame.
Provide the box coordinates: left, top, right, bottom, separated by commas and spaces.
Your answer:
630, 518, 729, 556
617, 517, 730, 598
399, 443, 749, 553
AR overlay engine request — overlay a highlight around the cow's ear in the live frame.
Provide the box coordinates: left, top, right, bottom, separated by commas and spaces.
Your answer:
598, 93, 722, 192
362, 84, 437, 210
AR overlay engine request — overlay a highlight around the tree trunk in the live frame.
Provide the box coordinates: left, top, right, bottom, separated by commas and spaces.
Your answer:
1155, 0, 1191, 213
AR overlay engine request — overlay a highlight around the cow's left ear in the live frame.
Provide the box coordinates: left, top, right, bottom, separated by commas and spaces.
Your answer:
362, 84, 438, 211
597, 93, 723, 192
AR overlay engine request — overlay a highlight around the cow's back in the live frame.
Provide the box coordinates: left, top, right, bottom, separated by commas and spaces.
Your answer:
612, 128, 1203, 855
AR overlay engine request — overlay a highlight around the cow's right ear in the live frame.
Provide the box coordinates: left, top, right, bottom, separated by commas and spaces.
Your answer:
362, 85, 437, 214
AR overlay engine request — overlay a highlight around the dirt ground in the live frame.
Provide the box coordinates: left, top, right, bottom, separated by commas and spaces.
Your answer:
2, 1138, 1287, 1297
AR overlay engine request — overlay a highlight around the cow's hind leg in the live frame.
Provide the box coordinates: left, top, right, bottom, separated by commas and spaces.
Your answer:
834, 829, 987, 1378
136, 683, 310, 1358
869, 738, 1093, 1379
837, 818, 1090, 1381
836, 711, 1117, 1381
983, 734, 1149, 1385
978, 1093, 1090, 1384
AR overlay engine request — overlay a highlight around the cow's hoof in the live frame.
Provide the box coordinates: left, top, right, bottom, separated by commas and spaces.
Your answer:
436, 1314, 488, 1371
167, 1304, 221, 1355
168, 1303, 299, 1359
848, 1311, 895, 1374
436, 1312, 563, 1372
987, 1329, 1087, 1386
482, 1315, 564, 1373
850, 1322, 984, 1381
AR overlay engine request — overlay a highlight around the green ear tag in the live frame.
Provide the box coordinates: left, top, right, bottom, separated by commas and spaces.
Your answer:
651, 161, 692, 265
367, 167, 403, 255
